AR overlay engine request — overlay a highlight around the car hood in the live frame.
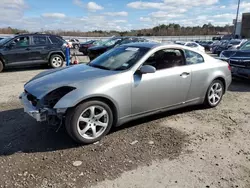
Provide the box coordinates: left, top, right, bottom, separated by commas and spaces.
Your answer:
221, 49, 238, 58
24, 64, 119, 99
231, 50, 250, 58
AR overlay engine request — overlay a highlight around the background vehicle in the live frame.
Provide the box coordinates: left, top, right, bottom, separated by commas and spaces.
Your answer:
87, 37, 148, 60
220, 40, 250, 60
0, 33, 67, 72
69, 38, 80, 49
199, 41, 213, 51
214, 39, 246, 56
20, 42, 231, 144
175, 41, 205, 52
229, 50, 250, 79
79, 40, 103, 55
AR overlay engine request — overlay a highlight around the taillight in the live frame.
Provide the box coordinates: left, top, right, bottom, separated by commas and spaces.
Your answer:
228, 64, 231, 71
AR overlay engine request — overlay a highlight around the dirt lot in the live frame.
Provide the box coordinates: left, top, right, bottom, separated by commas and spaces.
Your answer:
0, 67, 250, 188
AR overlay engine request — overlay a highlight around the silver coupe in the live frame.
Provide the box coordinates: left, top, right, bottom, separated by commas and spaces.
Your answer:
20, 42, 232, 144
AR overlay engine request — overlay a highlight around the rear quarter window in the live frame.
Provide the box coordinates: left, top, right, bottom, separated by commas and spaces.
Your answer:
49, 36, 64, 44
185, 50, 204, 65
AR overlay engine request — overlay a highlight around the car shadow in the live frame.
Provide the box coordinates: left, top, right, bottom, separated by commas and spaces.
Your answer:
229, 78, 250, 92
3, 65, 47, 73
0, 105, 202, 156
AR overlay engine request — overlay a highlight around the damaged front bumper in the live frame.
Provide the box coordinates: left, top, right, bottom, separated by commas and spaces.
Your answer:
19, 92, 47, 122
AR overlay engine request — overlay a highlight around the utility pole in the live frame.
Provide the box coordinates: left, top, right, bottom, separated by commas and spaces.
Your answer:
233, 0, 241, 38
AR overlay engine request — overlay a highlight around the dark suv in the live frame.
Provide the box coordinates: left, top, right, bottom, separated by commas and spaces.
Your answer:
0, 33, 67, 72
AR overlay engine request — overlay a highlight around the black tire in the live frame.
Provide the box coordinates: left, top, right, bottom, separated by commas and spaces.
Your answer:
0, 60, 3, 73
65, 100, 113, 144
74, 44, 79, 49
50, 54, 64, 68
204, 79, 225, 108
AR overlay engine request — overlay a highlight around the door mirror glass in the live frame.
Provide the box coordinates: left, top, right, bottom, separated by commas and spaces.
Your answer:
140, 65, 156, 74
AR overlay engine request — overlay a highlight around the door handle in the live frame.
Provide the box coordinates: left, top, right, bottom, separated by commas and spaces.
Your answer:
180, 72, 190, 76
25, 48, 30, 51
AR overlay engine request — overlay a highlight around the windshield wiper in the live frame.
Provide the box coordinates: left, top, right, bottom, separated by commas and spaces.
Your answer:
89, 64, 111, 70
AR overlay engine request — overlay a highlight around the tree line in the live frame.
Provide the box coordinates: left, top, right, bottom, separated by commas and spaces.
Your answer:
0, 23, 234, 36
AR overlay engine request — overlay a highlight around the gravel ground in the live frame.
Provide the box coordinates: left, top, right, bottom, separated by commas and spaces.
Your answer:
0, 66, 250, 188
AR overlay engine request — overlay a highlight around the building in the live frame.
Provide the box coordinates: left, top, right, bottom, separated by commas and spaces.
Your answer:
241, 13, 250, 38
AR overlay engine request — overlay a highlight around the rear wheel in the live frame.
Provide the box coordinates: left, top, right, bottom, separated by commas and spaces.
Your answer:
65, 100, 113, 144
204, 79, 224, 108
0, 60, 3, 73
50, 54, 64, 68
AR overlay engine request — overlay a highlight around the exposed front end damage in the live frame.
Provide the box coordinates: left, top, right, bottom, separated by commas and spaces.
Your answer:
19, 86, 76, 124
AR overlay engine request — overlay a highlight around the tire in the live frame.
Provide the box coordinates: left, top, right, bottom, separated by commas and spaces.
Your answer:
204, 79, 224, 108
0, 60, 3, 73
74, 44, 79, 50
65, 100, 113, 144
50, 54, 64, 68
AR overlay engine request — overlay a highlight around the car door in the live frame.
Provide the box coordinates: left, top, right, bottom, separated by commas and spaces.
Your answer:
28, 35, 50, 63
184, 49, 207, 101
131, 48, 192, 115
2, 36, 33, 66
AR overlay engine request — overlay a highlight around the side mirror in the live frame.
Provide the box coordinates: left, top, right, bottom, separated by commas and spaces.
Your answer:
7, 42, 15, 48
139, 65, 156, 74
236, 46, 240, 49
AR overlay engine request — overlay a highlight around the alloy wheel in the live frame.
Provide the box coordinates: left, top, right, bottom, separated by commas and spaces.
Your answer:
208, 82, 223, 106
52, 57, 63, 67
77, 105, 109, 140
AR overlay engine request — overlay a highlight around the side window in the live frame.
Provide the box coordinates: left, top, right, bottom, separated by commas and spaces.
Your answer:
33, 36, 47, 45
185, 50, 204, 65
143, 49, 185, 70
49, 36, 63, 44
12, 36, 30, 47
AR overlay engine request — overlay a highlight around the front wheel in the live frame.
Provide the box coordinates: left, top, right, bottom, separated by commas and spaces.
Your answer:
65, 101, 113, 144
204, 79, 224, 108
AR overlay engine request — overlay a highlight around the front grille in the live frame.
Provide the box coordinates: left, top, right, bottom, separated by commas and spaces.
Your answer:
229, 59, 250, 68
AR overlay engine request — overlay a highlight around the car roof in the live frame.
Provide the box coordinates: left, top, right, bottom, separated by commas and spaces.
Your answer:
122, 42, 205, 53
14, 33, 62, 38
122, 42, 160, 49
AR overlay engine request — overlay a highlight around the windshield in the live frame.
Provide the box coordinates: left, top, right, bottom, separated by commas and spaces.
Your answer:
102, 38, 121, 47
88, 46, 149, 71
0, 37, 13, 45
240, 41, 250, 50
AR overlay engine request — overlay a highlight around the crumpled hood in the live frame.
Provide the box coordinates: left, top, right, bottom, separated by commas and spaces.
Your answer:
24, 64, 118, 99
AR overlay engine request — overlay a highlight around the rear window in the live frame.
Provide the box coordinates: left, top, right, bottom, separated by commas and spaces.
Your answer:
49, 36, 64, 44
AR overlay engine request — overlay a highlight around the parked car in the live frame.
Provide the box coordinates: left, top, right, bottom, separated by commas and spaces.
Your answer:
229, 50, 250, 79
79, 40, 103, 55
0, 33, 67, 72
20, 42, 231, 144
215, 39, 247, 56
87, 37, 148, 60
200, 41, 213, 51
65, 38, 80, 49
175, 41, 205, 52
219, 40, 250, 60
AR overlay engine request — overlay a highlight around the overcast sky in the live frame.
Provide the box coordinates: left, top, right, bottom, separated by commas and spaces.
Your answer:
0, 0, 249, 31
